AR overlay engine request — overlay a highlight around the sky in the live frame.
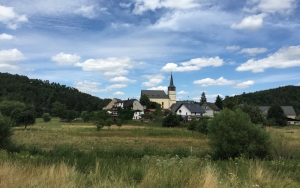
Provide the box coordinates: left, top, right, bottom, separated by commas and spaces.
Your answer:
1, 0, 300, 102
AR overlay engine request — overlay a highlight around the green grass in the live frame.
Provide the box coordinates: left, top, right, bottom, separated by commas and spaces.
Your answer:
2, 118, 300, 187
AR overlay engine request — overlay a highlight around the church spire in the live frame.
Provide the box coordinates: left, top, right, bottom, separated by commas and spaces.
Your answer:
168, 72, 176, 91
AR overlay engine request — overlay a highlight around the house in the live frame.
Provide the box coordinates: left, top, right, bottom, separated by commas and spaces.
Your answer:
141, 73, 176, 109
112, 99, 136, 117
132, 100, 146, 120
201, 102, 221, 117
173, 101, 206, 120
102, 98, 121, 110
259, 106, 296, 119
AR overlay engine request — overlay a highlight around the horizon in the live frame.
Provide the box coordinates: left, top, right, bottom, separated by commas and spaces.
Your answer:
1, 1, 300, 102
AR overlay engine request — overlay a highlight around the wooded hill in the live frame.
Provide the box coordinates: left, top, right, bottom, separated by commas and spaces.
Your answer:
0, 72, 111, 117
223, 85, 300, 115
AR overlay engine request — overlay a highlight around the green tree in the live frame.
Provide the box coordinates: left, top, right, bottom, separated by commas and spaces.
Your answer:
267, 104, 287, 126
214, 95, 223, 109
0, 113, 13, 149
187, 119, 197, 132
10, 105, 36, 129
0, 100, 25, 117
237, 104, 266, 125
200, 92, 207, 106
51, 101, 67, 119
95, 119, 105, 131
116, 120, 122, 129
105, 118, 113, 129
42, 113, 51, 122
196, 116, 209, 134
81, 111, 90, 122
140, 94, 150, 107
208, 108, 270, 159
65, 110, 78, 122
162, 113, 180, 127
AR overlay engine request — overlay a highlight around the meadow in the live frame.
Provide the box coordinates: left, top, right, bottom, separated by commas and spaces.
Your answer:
1, 118, 300, 188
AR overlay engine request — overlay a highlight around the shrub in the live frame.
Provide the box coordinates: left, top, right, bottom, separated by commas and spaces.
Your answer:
42, 113, 51, 122
196, 116, 209, 134
187, 119, 197, 132
208, 108, 270, 159
116, 120, 122, 129
0, 113, 13, 149
267, 104, 287, 126
105, 119, 113, 129
95, 120, 105, 131
162, 113, 180, 127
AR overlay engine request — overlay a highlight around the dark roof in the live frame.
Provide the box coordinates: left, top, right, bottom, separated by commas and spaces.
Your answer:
123, 99, 136, 108
141, 90, 169, 99
172, 101, 205, 113
259, 106, 296, 116
204, 102, 221, 111
177, 103, 206, 113
168, 73, 176, 91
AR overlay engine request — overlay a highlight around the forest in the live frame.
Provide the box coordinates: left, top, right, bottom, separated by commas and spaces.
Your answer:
223, 85, 300, 115
0, 72, 111, 117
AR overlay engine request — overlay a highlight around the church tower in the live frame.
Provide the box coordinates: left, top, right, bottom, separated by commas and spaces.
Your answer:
168, 72, 176, 106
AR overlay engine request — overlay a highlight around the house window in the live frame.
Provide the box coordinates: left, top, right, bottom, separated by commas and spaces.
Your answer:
162, 102, 164, 109
179, 110, 181, 113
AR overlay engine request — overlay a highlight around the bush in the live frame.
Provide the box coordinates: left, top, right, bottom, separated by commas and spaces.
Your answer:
42, 113, 51, 122
162, 113, 180, 127
208, 108, 270, 159
0, 113, 13, 149
196, 116, 209, 134
187, 119, 197, 132
105, 118, 113, 129
267, 104, 287, 126
95, 120, 105, 131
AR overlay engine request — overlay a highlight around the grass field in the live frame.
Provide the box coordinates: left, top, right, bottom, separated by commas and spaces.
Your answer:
1, 118, 300, 187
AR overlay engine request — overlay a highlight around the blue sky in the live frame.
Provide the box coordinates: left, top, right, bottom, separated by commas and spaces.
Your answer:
1, 0, 300, 102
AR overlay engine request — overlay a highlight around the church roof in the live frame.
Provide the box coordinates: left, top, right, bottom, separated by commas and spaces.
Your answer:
141, 90, 169, 99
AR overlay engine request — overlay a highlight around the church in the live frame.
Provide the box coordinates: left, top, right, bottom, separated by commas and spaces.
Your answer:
141, 73, 176, 109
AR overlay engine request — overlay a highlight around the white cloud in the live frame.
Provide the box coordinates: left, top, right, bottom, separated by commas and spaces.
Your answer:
236, 45, 300, 72
245, 0, 297, 14
147, 86, 168, 93
0, 5, 28, 29
100, 84, 127, 92
133, 0, 199, 14
74, 80, 101, 93
0, 33, 15, 40
114, 91, 125, 96
74, 5, 97, 19
239, 47, 268, 56
51, 52, 81, 66
119, 3, 131, 8
109, 76, 136, 83
234, 80, 255, 89
162, 57, 223, 72
231, 14, 266, 30
226, 45, 240, 51
193, 77, 235, 86
178, 90, 189, 95
0, 49, 25, 71
142, 74, 165, 87
76, 57, 137, 76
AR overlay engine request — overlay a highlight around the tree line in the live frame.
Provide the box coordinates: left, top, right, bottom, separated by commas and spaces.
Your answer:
0, 72, 111, 117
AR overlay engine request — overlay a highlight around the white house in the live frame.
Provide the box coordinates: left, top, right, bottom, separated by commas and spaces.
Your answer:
201, 102, 221, 117
173, 101, 206, 120
132, 100, 145, 120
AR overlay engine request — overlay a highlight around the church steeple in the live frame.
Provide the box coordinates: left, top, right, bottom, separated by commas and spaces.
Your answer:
168, 72, 176, 91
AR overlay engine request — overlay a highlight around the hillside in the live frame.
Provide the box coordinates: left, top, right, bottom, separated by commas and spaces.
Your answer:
223, 85, 300, 115
0, 72, 111, 117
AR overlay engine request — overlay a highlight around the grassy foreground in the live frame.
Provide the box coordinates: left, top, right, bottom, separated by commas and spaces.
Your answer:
1, 118, 300, 187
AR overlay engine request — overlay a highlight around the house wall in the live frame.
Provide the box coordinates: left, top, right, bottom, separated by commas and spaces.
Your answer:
103, 98, 117, 110
149, 98, 171, 109
133, 111, 144, 119
201, 104, 214, 117
132, 101, 144, 111
176, 105, 190, 116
